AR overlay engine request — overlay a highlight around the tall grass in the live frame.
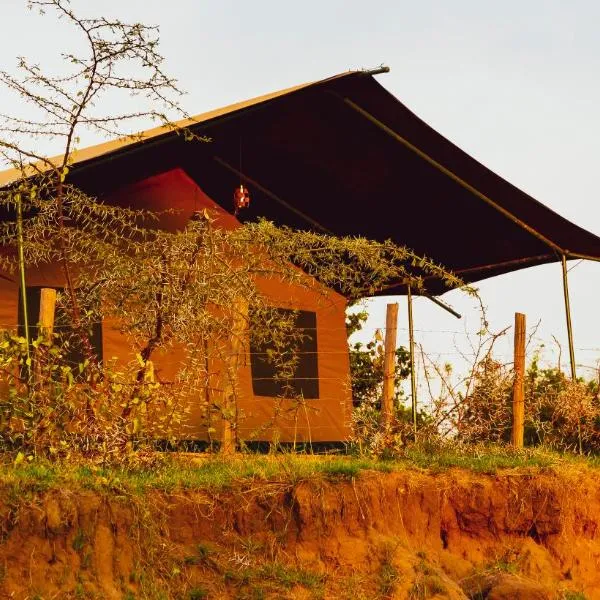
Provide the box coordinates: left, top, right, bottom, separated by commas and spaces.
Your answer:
0, 444, 597, 496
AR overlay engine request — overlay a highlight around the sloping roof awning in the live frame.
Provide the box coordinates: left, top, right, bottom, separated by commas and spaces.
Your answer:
2, 70, 599, 295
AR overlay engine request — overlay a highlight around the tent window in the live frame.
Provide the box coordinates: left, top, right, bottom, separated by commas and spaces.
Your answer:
250, 309, 319, 399
18, 286, 103, 380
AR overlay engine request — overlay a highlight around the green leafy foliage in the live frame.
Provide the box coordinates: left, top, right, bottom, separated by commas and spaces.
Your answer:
454, 355, 600, 453
346, 310, 432, 455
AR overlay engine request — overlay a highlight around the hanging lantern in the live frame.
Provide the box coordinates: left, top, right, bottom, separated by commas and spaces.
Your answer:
233, 184, 250, 215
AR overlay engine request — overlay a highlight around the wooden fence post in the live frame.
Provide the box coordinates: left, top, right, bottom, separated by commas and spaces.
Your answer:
511, 312, 526, 448
381, 303, 399, 429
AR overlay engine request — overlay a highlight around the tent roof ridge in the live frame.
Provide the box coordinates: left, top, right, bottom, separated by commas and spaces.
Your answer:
0, 70, 362, 187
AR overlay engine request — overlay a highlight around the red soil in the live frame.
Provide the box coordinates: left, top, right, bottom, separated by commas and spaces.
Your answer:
0, 467, 598, 599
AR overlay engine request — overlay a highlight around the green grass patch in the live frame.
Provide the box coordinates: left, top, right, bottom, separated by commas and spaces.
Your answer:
258, 562, 325, 589
223, 560, 325, 598
0, 444, 596, 497
187, 587, 209, 600
561, 592, 588, 600
0, 454, 395, 496
408, 575, 447, 599
379, 561, 400, 597
72, 528, 87, 553
183, 542, 218, 567
398, 443, 595, 474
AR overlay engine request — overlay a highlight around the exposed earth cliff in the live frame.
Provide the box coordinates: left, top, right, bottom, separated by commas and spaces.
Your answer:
0, 461, 598, 599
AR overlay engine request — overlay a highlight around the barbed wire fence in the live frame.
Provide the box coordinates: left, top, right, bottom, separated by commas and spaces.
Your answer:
345, 310, 600, 439
3, 316, 598, 385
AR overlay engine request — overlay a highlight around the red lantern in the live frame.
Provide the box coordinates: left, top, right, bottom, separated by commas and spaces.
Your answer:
233, 184, 250, 215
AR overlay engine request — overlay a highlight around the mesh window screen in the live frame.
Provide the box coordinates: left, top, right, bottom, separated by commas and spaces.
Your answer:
250, 308, 319, 399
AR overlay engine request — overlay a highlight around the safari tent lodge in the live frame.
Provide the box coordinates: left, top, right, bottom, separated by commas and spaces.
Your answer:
2, 68, 600, 444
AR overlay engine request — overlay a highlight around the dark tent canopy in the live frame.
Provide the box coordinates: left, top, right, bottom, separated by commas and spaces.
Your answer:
2, 69, 599, 294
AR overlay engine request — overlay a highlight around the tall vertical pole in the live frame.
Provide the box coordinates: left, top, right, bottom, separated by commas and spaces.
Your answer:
38, 288, 57, 340
561, 255, 577, 380
381, 303, 399, 430
407, 287, 417, 436
34, 288, 57, 385
16, 194, 31, 380
511, 312, 526, 449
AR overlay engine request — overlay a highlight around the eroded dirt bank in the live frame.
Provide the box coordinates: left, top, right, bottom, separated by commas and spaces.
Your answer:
0, 467, 598, 599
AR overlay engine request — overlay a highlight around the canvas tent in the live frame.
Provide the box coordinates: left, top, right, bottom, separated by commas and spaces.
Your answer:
1, 68, 600, 439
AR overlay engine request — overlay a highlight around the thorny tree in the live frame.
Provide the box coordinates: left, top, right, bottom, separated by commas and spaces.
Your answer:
0, 0, 197, 358
0, 1, 468, 460
0, 0, 194, 459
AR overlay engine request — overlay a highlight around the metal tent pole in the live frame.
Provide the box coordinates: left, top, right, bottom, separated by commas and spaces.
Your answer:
338, 96, 566, 255
16, 194, 31, 380
407, 286, 417, 436
423, 292, 461, 319
338, 93, 590, 384
561, 254, 577, 380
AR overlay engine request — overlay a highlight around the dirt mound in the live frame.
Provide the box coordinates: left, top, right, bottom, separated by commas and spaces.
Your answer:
0, 467, 598, 598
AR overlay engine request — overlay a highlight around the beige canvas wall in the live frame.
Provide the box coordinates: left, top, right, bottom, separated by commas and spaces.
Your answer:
0, 168, 352, 442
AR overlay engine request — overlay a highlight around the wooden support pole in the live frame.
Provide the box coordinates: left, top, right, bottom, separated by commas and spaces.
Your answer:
511, 312, 526, 449
34, 288, 57, 385
16, 195, 30, 380
39, 288, 57, 340
381, 303, 399, 429
561, 255, 577, 380
221, 300, 247, 454
407, 288, 418, 436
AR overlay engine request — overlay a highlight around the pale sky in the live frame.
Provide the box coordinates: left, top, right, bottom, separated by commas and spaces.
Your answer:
2, 0, 600, 385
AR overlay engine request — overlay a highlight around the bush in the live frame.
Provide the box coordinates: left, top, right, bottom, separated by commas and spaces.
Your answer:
455, 356, 600, 454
